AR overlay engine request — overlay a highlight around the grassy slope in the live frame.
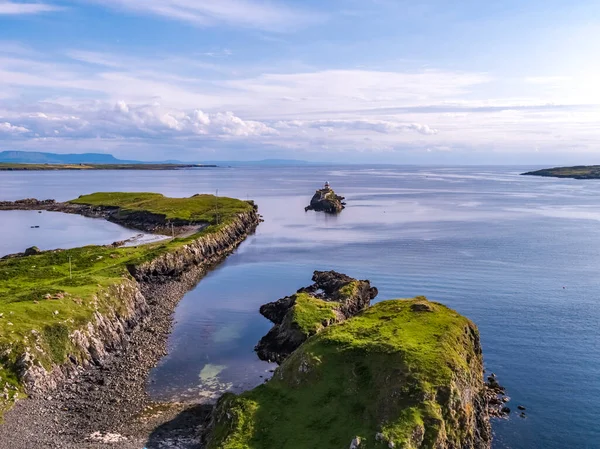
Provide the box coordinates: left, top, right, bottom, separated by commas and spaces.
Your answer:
209, 298, 482, 449
523, 165, 600, 179
0, 192, 253, 417
289, 293, 339, 335
70, 192, 251, 224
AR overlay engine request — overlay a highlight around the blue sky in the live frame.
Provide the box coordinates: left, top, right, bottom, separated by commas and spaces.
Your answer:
1, 0, 600, 163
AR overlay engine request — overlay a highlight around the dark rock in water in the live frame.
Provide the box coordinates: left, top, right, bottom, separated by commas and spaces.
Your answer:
519, 412, 527, 418
501, 406, 511, 415
255, 270, 378, 363
24, 246, 41, 256
518, 405, 526, 411
304, 182, 345, 214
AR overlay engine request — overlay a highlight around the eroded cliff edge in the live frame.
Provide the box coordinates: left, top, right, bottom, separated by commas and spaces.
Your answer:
207, 292, 491, 449
0, 193, 260, 424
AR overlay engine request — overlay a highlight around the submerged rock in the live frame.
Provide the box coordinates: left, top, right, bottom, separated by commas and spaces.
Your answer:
255, 270, 378, 364
206, 298, 492, 449
305, 182, 346, 214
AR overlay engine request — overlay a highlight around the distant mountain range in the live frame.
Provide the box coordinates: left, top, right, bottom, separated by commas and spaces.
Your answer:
0, 151, 315, 166
0, 151, 142, 164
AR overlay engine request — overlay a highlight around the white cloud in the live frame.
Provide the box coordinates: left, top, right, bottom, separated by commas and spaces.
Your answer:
82, 0, 321, 32
0, 1, 60, 15
0, 102, 276, 140
275, 119, 438, 135
1, 46, 600, 157
0, 121, 28, 133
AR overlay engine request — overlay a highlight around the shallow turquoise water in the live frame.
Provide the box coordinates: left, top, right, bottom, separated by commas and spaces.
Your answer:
2, 166, 599, 449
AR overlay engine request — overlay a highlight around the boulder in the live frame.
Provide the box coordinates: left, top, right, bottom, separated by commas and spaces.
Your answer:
24, 246, 41, 256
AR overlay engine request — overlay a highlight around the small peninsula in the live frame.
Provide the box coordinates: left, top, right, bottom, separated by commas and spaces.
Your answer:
522, 165, 600, 179
305, 181, 346, 213
206, 278, 492, 449
0, 192, 259, 442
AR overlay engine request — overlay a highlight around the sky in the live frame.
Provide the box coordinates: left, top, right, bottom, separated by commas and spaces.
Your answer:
1, 0, 600, 164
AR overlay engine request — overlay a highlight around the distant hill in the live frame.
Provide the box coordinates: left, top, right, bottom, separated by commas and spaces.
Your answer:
522, 165, 600, 179
0, 151, 315, 166
0, 151, 139, 164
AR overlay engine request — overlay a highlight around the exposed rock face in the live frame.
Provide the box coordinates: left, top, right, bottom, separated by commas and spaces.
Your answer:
255, 270, 378, 363
12, 209, 260, 397
206, 299, 492, 449
304, 186, 346, 213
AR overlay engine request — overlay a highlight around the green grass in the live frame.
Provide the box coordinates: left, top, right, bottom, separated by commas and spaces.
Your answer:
209, 298, 483, 449
289, 293, 339, 335
0, 192, 254, 419
523, 165, 600, 179
70, 192, 252, 225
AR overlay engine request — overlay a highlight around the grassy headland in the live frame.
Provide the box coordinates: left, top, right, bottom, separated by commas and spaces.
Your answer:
0, 163, 215, 171
209, 298, 487, 449
0, 192, 254, 418
522, 165, 600, 179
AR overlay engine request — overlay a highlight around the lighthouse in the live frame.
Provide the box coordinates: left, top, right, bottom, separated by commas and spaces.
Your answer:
324, 181, 331, 190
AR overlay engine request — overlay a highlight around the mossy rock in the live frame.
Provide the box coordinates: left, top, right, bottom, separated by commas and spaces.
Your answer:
207, 298, 490, 449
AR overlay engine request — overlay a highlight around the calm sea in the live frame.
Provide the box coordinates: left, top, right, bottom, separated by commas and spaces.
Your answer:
1, 166, 599, 449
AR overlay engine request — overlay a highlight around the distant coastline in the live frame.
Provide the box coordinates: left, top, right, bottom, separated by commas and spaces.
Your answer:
522, 165, 600, 179
0, 163, 216, 171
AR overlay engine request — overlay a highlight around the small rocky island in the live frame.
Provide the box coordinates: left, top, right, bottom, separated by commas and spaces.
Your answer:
204, 272, 493, 449
305, 181, 346, 213
522, 165, 600, 179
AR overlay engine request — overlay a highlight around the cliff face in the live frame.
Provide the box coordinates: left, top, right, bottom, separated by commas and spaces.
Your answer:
207, 298, 491, 449
255, 271, 378, 364
304, 187, 345, 213
13, 209, 260, 396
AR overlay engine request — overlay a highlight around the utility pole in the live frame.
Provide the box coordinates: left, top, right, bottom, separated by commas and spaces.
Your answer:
69, 256, 72, 279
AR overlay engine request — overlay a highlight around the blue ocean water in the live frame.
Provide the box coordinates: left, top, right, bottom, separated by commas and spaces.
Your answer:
1, 166, 599, 449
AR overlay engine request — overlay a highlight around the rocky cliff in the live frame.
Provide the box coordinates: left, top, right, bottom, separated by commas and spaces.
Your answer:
305, 187, 346, 213
206, 297, 491, 449
255, 271, 378, 363
10, 209, 260, 397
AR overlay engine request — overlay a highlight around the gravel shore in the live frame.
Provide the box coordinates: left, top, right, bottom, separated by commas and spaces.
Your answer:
0, 266, 215, 449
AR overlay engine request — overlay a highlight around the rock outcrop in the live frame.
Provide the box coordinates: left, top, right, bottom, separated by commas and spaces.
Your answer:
304, 184, 345, 213
206, 298, 492, 449
255, 270, 378, 364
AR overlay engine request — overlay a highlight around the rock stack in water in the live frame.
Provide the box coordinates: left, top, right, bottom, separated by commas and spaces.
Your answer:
305, 182, 346, 213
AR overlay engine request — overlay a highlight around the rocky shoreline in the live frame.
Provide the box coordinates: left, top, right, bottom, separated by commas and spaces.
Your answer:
0, 198, 207, 235
0, 206, 260, 448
